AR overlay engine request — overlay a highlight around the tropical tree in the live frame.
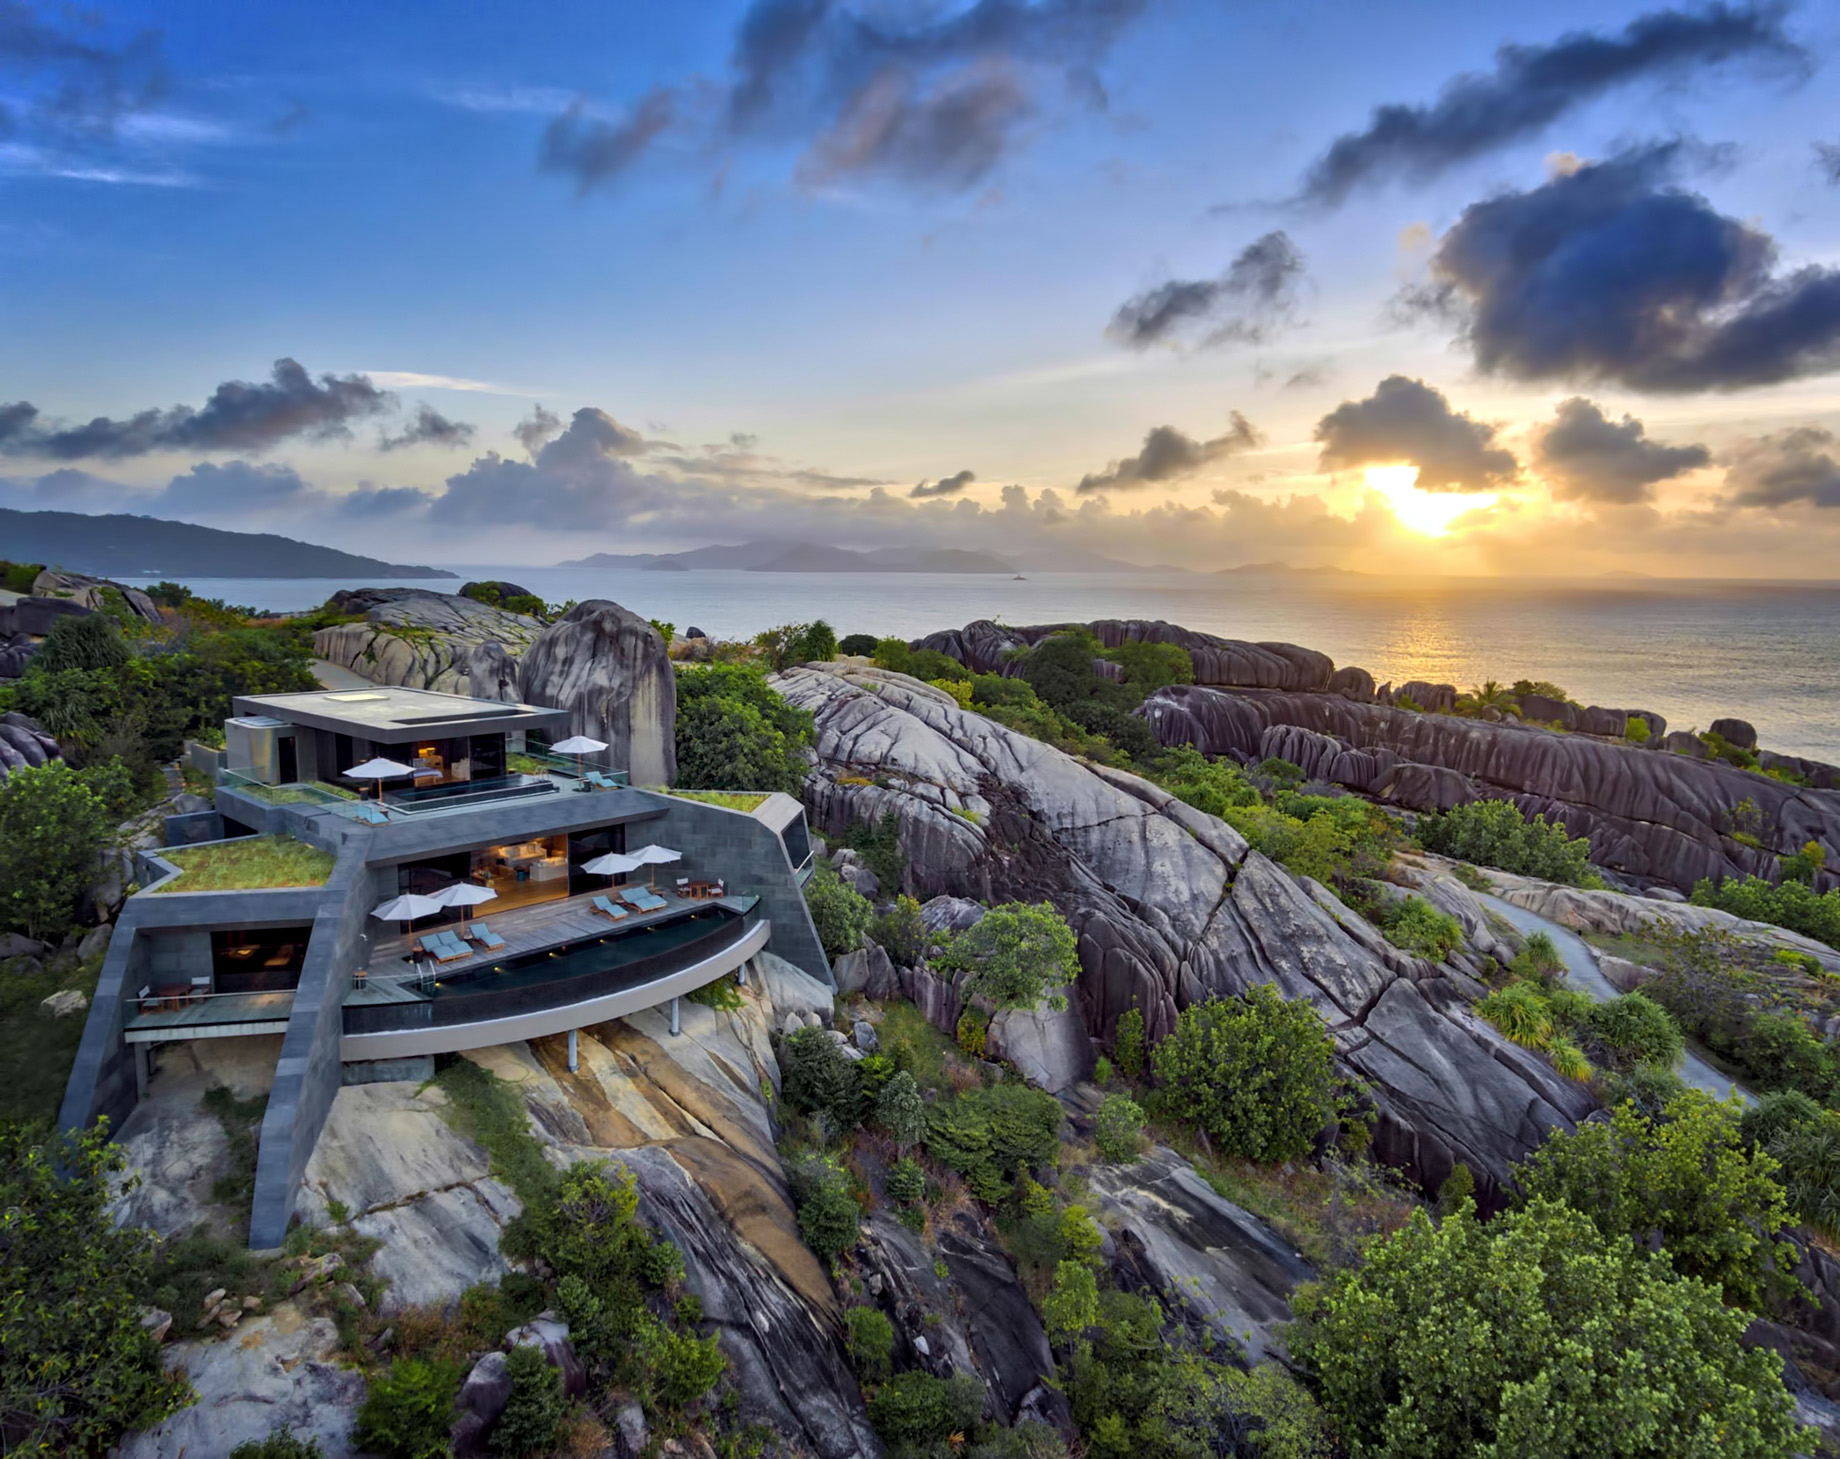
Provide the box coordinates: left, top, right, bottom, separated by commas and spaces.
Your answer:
933, 901, 1080, 1011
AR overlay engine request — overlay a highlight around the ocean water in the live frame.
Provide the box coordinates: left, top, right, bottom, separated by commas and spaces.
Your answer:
120, 569, 1840, 765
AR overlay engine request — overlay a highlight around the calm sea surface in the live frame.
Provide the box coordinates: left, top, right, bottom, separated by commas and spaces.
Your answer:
121, 569, 1840, 765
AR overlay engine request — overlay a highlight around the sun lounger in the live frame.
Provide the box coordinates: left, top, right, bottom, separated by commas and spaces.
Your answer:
592, 895, 629, 922
418, 931, 470, 963
466, 922, 507, 950
624, 890, 668, 912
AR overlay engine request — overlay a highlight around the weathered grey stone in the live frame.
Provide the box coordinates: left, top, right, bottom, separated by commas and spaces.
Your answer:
1086, 1148, 1312, 1363
832, 943, 893, 997
77, 923, 112, 963
451, 1349, 513, 1457
838, 862, 880, 899
918, 896, 985, 934
40, 987, 88, 1017
936, 1212, 1069, 1429
0, 932, 46, 961
117, 1310, 364, 1459
614, 1401, 648, 1457
313, 588, 542, 696
851, 1019, 879, 1053
987, 1002, 1092, 1093
32, 569, 162, 624
1711, 717, 1759, 751
0, 713, 58, 785
140, 1307, 172, 1344
507, 1315, 587, 1398
516, 599, 676, 787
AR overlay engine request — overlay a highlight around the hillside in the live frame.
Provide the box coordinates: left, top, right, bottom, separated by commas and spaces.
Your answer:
0, 508, 451, 579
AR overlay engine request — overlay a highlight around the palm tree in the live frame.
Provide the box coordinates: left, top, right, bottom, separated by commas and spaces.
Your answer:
1455, 679, 1519, 718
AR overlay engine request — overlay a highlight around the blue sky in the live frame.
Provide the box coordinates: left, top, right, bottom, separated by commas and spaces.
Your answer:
2, 0, 1839, 574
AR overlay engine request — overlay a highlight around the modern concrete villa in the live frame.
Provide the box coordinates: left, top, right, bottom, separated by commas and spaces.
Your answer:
59, 684, 826, 1247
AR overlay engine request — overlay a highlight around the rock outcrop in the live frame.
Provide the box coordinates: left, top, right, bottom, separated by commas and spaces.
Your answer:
0, 712, 58, 783
516, 600, 676, 787
32, 568, 162, 624
916, 618, 1337, 692
1140, 685, 1840, 894
313, 588, 543, 695
773, 667, 1597, 1200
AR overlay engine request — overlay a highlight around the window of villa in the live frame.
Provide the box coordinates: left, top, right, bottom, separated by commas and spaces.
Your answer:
212, 926, 312, 994
467, 835, 569, 912
567, 824, 628, 897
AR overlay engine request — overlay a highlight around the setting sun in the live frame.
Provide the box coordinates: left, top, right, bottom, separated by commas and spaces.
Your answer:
1364, 465, 1498, 536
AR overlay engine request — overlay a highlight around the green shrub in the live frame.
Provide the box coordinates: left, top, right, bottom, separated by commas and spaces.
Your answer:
926, 1083, 1063, 1203
872, 639, 973, 683
846, 1306, 896, 1382
933, 901, 1079, 1011
1373, 895, 1462, 960
0, 1123, 191, 1454
1092, 1094, 1147, 1163
675, 663, 815, 794
1766, 1118, 1840, 1243
1092, 1054, 1113, 1085
490, 1344, 565, 1458
1578, 992, 1683, 1070
1691, 874, 1840, 952
781, 1025, 863, 1134
685, 973, 744, 1011
354, 1358, 463, 1459
839, 633, 880, 656
1625, 716, 1652, 744
1042, 1258, 1101, 1341
638, 1316, 727, 1411
791, 1155, 860, 1258
1742, 1090, 1828, 1149
0, 760, 128, 942
1150, 985, 1342, 1164
867, 1371, 986, 1446
1513, 930, 1564, 982
870, 894, 929, 965
1513, 1091, 1796, 1309
1416, 799, 1601, 886
805, 861, 874, 958
1781, 842, 1828, 886
1747, 1011, 1840, 1103
875, 1070, 926, 1149
1112, 1008, 1145, 1079
230, 1431, 325, 1459
34, 611, 130, 674
885, 1154, 926, 1207
1289, 1199, 1806, 1457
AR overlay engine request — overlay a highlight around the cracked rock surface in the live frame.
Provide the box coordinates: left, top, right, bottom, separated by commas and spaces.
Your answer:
774, 666, 1596, 1200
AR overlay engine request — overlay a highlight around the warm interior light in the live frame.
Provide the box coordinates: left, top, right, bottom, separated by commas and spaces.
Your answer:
1365, 465, 1497, 536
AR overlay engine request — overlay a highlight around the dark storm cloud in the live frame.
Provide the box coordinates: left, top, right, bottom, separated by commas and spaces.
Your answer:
1108, 232, 1305, 350
378, 403, 476, 452
911, 468, 975, 498
0, 1, 168, 139
1724, 427, 1840, 508
514, 404, 563, 456
539, 89, 677, 191
546, 0, 1150, 195
1534, 397, 1709, 503
0, 359, 396, 460
1296, 4, 1801, 206
338, 484, 436, 518
1315, 375, 1517, 491
1410, 146, 1840, 392
1075, 413, 1260, 495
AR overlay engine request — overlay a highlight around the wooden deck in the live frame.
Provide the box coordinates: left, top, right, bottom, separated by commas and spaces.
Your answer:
124, 991, 295, 1042
365, 886, 748, 984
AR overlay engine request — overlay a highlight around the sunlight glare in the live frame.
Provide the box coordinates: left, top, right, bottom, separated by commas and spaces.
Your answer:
1365, 465, 1497, 537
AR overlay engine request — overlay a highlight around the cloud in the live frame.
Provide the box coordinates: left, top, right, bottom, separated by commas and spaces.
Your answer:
0, 3, 169, 142
0, 359, 395, 460
1108, 232, 1305, 350
911, 469, 975, 498
337, 483, 437, 518
514, 404, 562, 456
378, 404, 475, 451
1408, 145, 1840, 392
1315, 375, 1517, 491
539, 89, 677, 191
156, 460, 316, 514
1724, 427, 1840, 508
1075, 413, 1261, 495
1817, 140, 1840, 185
1534, 397, 1709, 503
544, 0, 1151, 196
1296, 4, 1801, 205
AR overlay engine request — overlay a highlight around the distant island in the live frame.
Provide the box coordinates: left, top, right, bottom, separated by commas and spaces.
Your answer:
557, 541, 1019, 574
0, 508, 451, 580
555, 540, 1176, 574
1219, 561, 1363, 576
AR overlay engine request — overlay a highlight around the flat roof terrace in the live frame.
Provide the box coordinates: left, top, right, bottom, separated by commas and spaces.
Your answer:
233, 685, 570, 743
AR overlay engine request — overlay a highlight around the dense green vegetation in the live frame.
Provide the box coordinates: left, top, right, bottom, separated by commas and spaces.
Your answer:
804, 860, 873, 957
932, 901, 1079, 1011
673, 662, 815, 794
155, 835, 337, 892
1416, 798, 1601, 886
1691, 873, 1840, 951
1288, 1197, 1805, 1456
0, 1123, 192, 1453
1149, 985, 1349, 1164
754, 619, 838, 670
0, 760, 134, 941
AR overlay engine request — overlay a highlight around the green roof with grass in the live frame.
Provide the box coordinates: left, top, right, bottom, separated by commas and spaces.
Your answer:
154, 835, 337, 892
666, 789, 773, 812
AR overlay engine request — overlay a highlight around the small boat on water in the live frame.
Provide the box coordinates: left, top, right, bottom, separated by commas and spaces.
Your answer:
1012, 574, 1027, 580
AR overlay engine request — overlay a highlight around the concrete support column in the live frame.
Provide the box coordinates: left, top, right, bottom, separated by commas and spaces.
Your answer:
737, 958, 749, 988
133, 1045, 148, 1099
670, 996, 681, 1036
567, 1028, 578, 1072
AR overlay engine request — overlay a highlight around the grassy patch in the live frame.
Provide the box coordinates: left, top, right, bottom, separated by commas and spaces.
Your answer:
202, 1085, 269, 1220
1581, 931, 1672, 968
874, 1000, 959, 1095
668, 789, 772, 812
155, 835, 336, 892
429, 1056, 558, 1211
0, 954, 102, 1124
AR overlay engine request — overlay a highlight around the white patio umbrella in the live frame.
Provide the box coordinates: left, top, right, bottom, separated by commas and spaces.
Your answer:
370, 892, 444, 935
550, 734, 608, 781
433, 883, 498, 909
581, 851, 644, 878
344, 756, 416, 805
626, 843, 682, 890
